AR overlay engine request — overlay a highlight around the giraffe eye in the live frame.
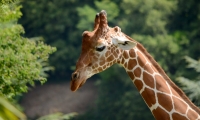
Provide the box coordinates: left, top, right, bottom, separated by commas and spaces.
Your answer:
96, 46, 106, 52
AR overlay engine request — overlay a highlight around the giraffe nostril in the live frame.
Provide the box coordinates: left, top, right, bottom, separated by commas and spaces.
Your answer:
71, 72, 79, 80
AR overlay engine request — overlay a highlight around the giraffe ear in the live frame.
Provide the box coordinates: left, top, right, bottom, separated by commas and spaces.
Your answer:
112, 37, 137, 50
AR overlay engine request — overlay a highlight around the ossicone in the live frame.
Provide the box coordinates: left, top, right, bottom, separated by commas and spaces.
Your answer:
93, 10, 109, 37
99, 10, 108, 29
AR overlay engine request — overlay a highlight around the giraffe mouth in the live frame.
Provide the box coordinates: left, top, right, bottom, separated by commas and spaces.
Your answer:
70, 79, 86, 92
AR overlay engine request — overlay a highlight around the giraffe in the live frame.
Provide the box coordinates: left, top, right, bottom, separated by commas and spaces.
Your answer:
71, 10, 200, 120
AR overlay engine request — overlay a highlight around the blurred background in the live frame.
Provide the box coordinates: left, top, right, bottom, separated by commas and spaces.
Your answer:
0, 0, 200, 120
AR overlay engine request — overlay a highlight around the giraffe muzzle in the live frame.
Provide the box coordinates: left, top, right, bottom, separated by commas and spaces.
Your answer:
70, 71, 86, 91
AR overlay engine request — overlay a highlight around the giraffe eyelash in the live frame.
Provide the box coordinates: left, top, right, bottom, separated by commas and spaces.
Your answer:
95, 46, 106, 52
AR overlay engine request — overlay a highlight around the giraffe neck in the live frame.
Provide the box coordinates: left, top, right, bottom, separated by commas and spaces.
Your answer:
118, 43, 200, 120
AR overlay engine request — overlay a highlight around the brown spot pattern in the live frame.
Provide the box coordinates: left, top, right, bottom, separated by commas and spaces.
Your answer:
152, 107, 170, 120
143, 71, 155, 88
170, 87, 181, 98
151, 65, 158, 73
116, 49, 119, 54
157, 93, 173, 112
94, 63, 98, 68
128, 59, 137, 70
124, 62, 128, 68
113, 51, 118, 58
123, 51, 129, 59
137, 51, 146, 67
173, 96, 187, 115
105, 51, 111, 58
100, 61, 105, 66
107, 55, 114, 61
172, 113, 188, 120
155, 75, 170, 94
187, 109, 199, 120
121, 58, 125, 65
127, 72, 134, 80
141, 88, 156, 107
111, 47, 114, 53
133, 67, 141, 78
129, 49, 136, 58
98, 67, 103, 72
143, 64, 154, 74
103, 65, 106, 69
134, 79, 143, 91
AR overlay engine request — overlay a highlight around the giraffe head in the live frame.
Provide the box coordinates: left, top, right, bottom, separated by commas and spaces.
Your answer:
71, 10, 137, 91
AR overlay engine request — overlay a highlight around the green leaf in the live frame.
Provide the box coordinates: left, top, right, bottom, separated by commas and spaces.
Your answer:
0, 95, 26, 120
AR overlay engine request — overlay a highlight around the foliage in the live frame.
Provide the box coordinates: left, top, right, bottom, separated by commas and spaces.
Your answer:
37, 112, 77, 120
177, 57, 200, 106
169, 0, 200, 79
0, 0, 18, 4
0, 1, 56, 99
76, 0, 119, 31
169, 0, 200, 62
19, 0, 84, 77
0, 0, 56, 119
119, 0, 176, 36
0, 95, 26, 120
